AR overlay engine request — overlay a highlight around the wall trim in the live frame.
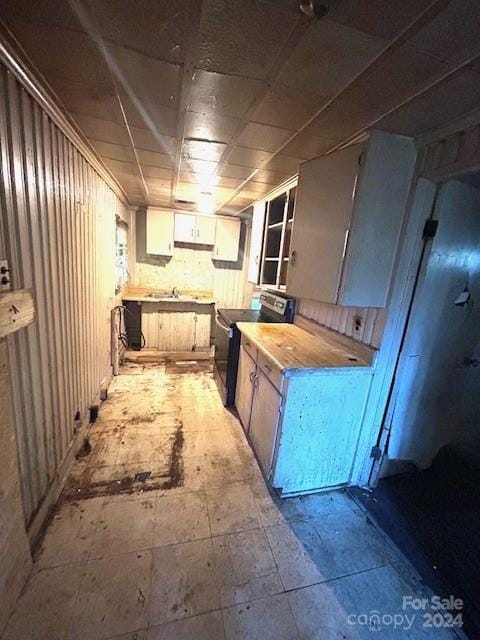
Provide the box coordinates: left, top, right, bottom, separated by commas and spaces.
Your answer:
350, 176, 438, 486
0, 19, 129, 206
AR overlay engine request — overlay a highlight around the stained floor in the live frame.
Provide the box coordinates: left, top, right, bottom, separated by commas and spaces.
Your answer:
353, 441, 480, 639
2, 361, 463, 639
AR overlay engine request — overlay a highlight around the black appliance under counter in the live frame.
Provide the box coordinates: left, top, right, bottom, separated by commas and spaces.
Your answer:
213, 290, 295, 406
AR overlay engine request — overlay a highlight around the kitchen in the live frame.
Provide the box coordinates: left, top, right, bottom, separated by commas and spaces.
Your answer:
1, 1, 480, 638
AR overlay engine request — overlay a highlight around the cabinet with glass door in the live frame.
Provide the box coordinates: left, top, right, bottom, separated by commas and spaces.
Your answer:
259, 185, 296, 290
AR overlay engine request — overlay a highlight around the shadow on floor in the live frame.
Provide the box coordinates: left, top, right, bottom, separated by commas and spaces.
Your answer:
351, 441, 480, 639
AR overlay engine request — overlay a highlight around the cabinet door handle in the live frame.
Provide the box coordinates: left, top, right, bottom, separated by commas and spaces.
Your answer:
290, 250, 296, 266
249, 371, 255, 383
197, 228, 199, 238
168, 242, 171, 251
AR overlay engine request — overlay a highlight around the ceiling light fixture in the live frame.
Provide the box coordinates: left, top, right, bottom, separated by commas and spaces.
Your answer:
299, 0, 328, 18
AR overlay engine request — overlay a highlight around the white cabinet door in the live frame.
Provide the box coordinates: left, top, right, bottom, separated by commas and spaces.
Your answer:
248, 201, 266, 284
249, 369, 281, 477
287, 144, 360, 303
195, 215, 217, 244
287, 130, 416, 307
146, 209, 174, 256
235, 345, 255, 432
174, 212, 196, 243
214, 218, 240, 261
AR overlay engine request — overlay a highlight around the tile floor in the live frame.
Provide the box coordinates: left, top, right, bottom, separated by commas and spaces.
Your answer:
2, 361, 462, 640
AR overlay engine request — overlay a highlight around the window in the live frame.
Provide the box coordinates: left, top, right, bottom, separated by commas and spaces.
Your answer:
115, 219, 128, 294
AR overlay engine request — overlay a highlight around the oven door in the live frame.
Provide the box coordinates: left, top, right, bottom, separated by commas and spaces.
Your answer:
214, 313, 233, 387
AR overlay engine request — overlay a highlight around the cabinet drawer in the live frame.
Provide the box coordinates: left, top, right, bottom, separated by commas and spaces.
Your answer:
241, 335, 257, 361
257, 352, 282, 392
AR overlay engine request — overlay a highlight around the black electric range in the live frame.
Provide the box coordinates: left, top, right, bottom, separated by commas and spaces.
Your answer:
213, 290, 296, 406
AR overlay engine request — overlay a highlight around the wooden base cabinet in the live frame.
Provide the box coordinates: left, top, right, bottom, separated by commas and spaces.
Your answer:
236, 344, 256, 432
249, 369, 282, 476
235, 336, 373, 495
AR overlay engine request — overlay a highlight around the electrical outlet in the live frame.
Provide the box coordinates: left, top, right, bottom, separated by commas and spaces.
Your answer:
352, 315, 363, 335
0, 259, 11, 291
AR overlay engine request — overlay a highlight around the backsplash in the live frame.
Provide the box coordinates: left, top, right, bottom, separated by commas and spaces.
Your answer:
133, 210, 253, 308
297, 298, 387, 348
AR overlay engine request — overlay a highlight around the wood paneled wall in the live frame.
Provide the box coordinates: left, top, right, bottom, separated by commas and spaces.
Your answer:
297, 299, 387, 349
0, 64, 129, 529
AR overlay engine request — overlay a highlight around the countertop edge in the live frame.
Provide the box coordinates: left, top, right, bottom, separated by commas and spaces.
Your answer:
237, 322, 374, 371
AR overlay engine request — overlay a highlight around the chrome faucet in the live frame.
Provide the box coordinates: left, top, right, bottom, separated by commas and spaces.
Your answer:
172, 286, 180, 298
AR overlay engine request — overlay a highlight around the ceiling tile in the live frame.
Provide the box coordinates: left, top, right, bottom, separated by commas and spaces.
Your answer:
252, 169, 291, 184
131, 128, 177, 154
215, 176, 245, 189
409, 0, 480, 63
83, 0, 190, 64
240, 181, 272, 194
218, 203, 243, 215
277, 19, 385, 97
141, 166, 173, 180
378, 68, 480, 137
328, 0, 434, 40
47, 76, 123, 124
184, 111, 241, 143
281, 127, 338, 159
264, 154, 301, 174
179, 157, 218, 175
307, 97, 374, 140
217, 163, 253, 180
5, 19, 112, 87
137, 150, 175, 169
0, 0, 190, 64
108, 44, 182, 108
178, 172, 201, 184
121, 95, 178, 137
236, 122, 293, 152
182, 139, 227, 162
197, 0, 299, 79
188, 70, 263, 118
71, 113, 130, 145
227, 146, 273, 168
307, 44, 450, 142
251, 82, 326, 130
102, 158, 138, 177
88, 140, 134, 162
145, 178, 171, 193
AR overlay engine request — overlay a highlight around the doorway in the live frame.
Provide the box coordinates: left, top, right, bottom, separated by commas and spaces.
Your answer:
354, 176, 480, 639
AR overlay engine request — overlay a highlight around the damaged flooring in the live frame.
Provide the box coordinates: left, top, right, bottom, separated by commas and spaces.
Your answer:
2, 361, 462, 640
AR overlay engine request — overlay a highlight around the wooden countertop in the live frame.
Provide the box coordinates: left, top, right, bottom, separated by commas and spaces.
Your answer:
236, 322, 375, 372
121, 286, 215, 305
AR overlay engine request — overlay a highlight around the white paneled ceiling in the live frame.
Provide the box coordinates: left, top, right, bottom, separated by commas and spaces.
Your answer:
1, 0, 480, 214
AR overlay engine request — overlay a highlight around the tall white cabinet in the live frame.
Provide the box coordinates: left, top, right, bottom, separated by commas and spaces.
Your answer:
287, 130, 416, 307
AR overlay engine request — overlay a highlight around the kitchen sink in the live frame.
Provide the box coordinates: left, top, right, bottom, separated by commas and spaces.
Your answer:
145, 292, 199, 301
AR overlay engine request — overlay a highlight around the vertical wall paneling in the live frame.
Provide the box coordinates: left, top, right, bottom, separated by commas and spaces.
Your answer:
0, 64, 127, 526
296, 298, 387, 349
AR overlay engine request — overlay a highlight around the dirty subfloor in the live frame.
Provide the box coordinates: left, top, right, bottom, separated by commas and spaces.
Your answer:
2, 361, 462, 640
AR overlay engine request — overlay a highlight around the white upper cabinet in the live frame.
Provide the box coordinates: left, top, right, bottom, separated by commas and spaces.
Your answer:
174, 213, 216, 245
287, 130, 416, 307
174, 212, 196, 243
146, 208, 174, 256
248, 200, 266, 284
214, 217, 241, 262
196, 215, 217, 245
